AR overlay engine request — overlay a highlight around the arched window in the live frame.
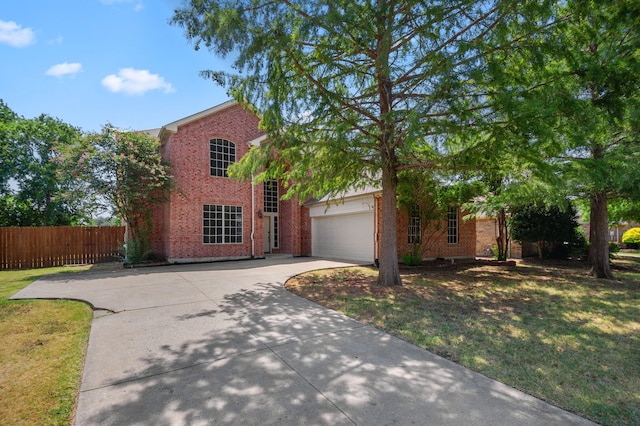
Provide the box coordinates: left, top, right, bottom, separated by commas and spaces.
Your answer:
210, 138, 235, 177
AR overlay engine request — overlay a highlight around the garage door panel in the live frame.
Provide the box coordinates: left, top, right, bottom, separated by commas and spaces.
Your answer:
312, 211, 374, 263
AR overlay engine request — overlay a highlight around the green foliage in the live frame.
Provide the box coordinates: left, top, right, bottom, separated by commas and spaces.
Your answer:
511, 202, 584, 259
401, 251, 422, 267
121, 238, 154, 264
58, 126, 174, 260
397, 169, 478, 256
490, 244, 501, 260
171, 0, 557, 286
0, 99, 93, 226
609, 242, 620, 258
622, 228, 640, 248
484, 0, 640, 278
609, 199, 640, 225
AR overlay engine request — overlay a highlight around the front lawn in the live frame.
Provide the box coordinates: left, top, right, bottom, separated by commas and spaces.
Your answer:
286, 257, 640, 426
0, 266, 94, 425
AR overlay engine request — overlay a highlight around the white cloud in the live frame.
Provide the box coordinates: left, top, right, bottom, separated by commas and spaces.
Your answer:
45, 62, 82, 77
101, 68, 175, 95
0, 20, 35, 47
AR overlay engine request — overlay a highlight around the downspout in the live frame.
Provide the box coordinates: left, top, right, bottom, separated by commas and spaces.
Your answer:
251, 173, 255, 258
374, 195, 379, 264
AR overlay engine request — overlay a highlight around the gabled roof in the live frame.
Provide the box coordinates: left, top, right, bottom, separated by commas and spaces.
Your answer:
154, 100, 239, 143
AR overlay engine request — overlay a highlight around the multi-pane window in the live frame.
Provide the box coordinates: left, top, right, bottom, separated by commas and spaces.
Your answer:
273, 216, 279, 248
264, 180, 278, 213
408, 204, 421, 244
210, 138, 235, 177
264, 180, 278, 248
447, 206, 458, 244
203, 205, 243, 244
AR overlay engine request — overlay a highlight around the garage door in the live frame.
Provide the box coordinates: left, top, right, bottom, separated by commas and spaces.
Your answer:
312, 211, 374, 263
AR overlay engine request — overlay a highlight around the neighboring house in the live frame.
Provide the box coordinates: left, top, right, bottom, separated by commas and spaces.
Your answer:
580, 221, 639, 247
145, 100, 476, 264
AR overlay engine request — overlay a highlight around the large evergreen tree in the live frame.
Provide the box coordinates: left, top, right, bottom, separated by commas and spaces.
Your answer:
171, 0, 554, 286
557, 1, 640, 278
484, 0, 640, 278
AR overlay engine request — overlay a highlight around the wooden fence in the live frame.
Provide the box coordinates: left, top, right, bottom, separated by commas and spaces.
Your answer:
0, 226, 125, 270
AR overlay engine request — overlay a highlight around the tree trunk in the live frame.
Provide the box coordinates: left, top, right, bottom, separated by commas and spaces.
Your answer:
378, 164, 402, 286
495, 207, 508, 260
374, 0, 401, 287
589, 191, 614, 279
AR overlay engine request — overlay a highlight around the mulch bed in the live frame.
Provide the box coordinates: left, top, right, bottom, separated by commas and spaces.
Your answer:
398, 258, 516, 273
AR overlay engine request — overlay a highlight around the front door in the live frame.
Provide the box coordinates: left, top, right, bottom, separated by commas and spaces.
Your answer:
263, 216, 271, 253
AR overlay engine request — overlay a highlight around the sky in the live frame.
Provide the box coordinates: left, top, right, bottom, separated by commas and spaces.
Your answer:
1, 0, 235, 132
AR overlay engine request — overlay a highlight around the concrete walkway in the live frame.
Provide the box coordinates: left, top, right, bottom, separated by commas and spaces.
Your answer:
11, 258, 594, 426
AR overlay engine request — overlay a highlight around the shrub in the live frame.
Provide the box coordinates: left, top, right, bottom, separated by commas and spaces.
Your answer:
122, 238, 154, 264
622, 227, 640, 249
490, 244, 500, 260
402, 251, 422, 266
510, 202, 582, 259
609, 242, 620, 258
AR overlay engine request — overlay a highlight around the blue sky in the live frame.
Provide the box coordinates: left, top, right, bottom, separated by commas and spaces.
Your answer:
1, 0, 234, 132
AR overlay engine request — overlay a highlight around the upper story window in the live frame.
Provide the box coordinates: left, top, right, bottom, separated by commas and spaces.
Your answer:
408, 204, 421, 244
447, 206, 458, 244
264, 180, 278, 213
210, 138, 235, 177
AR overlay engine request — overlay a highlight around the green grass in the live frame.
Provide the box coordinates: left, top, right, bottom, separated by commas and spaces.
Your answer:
0, 266, 94, 425
286, 259, 640, 426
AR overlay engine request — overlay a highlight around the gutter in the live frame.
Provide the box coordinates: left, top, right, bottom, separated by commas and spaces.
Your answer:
251, 173, 255, 258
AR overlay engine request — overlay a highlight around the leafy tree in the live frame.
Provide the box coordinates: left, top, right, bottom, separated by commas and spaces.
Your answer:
489, 1, 640, 278
557, 1, 640, 278
609, 199, 640, 226
59, 126, 174, 261
171, 0, 555, 286
0, 100, 92, 226
0, 100, 20, 192
510, 202, 583, 259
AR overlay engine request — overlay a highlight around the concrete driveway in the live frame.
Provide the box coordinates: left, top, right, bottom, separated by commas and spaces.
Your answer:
11, 257, 594, 425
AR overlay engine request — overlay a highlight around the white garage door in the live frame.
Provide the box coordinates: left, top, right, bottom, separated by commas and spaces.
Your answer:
312, 211, 374, 263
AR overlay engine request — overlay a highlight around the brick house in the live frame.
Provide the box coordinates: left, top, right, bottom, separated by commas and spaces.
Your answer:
146, 101, 476, 264
146, 101, 310, 262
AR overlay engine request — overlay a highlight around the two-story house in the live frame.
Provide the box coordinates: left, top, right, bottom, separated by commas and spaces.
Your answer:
145, 100, 475, 264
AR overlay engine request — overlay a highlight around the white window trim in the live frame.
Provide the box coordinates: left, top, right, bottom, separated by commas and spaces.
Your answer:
209, 138, 236, 178
447, 206, 458, 244
203, 204, 243, 244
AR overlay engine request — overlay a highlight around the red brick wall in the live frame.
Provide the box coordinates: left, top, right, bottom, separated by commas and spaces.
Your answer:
395, 207, 476, 260
373, 198, 475, 261
300, 205, 312, 255
474, 217, 536, 259
277, 190, 311, 256
151, 104, 266, 261
476, 217, 496, 257
150, 103, 314, 262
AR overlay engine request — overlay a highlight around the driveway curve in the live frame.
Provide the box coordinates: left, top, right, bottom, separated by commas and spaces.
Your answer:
11, 257, 594, 425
